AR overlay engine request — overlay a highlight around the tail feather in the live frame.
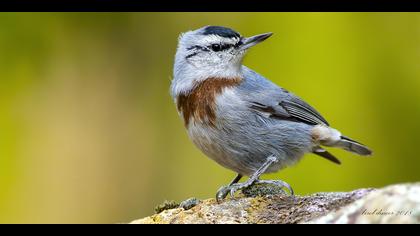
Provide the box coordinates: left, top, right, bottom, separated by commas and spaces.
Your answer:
336, 135, 372, 156
313, 146, 341, 165
311, 125, 373, 157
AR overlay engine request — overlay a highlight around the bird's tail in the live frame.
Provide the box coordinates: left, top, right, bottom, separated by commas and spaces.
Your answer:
312, 125, 372, 156
334, 135, 372, 156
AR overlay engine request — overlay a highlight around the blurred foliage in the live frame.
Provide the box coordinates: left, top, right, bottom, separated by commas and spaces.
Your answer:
0, 13, 419, 223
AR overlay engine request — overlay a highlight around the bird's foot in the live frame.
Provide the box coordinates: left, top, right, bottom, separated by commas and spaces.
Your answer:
216, 155, 280, 203
216, 179, 294, 202
216, 180, 255, 202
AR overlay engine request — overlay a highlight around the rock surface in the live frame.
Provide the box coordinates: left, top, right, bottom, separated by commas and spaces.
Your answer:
309, 183, 420, 224
131, 183, 420, 224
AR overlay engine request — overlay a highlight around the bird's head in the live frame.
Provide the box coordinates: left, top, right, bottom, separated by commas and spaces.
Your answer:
175, 26, 272, 78
172, 26, 272, 96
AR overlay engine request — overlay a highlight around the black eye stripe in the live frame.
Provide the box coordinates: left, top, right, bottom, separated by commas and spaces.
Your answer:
221, 44, 231, 50
185, 45, 210, 59
234, 40, 243, 48
185, 42, 235, 59
185, 52, 198, 59
187, 45, 209, 52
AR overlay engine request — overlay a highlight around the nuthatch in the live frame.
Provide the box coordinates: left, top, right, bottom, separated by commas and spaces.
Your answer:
171, 26, 372, 202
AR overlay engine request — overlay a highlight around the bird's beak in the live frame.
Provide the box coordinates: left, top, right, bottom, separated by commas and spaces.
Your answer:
239, 32, 273, 50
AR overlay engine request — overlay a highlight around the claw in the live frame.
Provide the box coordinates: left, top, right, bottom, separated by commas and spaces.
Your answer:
216, 186, 230, 203
229, 187, 237, 198
216, 183, 250, 202
216, 185, 243, 202
284, 182, 294, 196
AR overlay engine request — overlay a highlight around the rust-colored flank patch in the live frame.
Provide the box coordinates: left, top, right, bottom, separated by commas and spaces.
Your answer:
176, 77, 242, 127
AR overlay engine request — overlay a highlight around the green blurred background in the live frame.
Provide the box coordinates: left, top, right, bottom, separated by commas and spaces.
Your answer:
0, 12, 419, 223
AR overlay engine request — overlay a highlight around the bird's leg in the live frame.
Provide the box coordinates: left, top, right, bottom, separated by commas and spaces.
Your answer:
216, 174, 242, 202
228, 174, 243, 186
216, 155, 279, 202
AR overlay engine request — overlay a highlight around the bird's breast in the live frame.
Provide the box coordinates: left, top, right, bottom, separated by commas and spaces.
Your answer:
175, 77, 242, 128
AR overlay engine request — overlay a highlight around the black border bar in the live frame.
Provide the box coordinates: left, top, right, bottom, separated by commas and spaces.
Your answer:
0, 0, 419, 12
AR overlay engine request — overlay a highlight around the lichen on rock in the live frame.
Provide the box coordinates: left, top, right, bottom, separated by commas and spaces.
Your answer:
154, 200, 179, 214
241, 183, 287, 198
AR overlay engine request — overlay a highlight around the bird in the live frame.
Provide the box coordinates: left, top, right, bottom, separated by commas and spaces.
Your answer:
170, 26, 372, 202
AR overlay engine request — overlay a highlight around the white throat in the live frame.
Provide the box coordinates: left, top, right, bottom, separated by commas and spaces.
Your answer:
171, 55, 243, 98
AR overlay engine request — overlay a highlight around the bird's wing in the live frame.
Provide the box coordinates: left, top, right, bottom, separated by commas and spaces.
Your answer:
249, 97, 329, 126
279, 96, 330, 126
241, 67, 329, 126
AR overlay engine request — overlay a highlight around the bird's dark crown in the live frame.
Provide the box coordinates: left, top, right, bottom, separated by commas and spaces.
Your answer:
202, 26, 241, 38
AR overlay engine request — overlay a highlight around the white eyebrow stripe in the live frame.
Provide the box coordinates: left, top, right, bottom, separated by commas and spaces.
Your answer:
196, 35, 240, 46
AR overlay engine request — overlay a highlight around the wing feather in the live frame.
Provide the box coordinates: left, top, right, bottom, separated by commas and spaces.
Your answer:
280, 99, 329, 126
249, 98, 329, 126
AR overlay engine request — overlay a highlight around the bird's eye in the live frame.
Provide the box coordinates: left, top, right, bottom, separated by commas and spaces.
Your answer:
211, 44, 222, 52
